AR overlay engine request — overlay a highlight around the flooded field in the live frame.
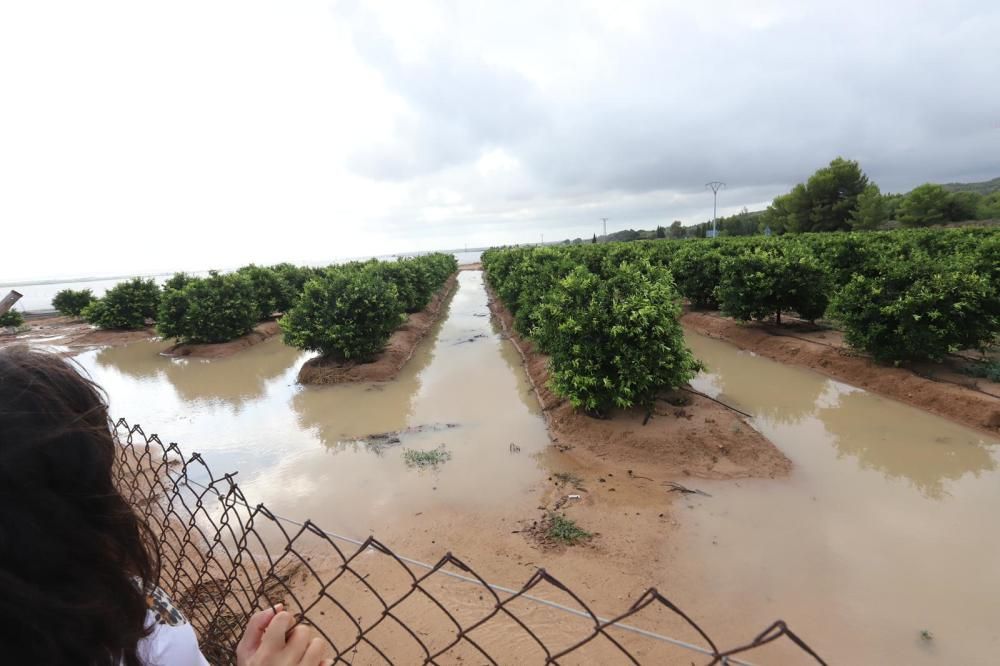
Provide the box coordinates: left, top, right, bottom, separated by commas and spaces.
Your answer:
77, 270, 547, 537
65, 271, 1000, 663
678, 334, 1000, 664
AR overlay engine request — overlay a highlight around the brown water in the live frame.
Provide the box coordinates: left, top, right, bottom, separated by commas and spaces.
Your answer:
678, 333, 1000, 665
74, 272, 1000, 664
76, 270, 550, 536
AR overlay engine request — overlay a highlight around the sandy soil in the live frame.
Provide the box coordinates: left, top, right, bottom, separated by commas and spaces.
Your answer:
0, 314, 157, 352
161, 321, 282, 359
485, 286, 791, 482
298, 275, 459, 385
682, 311, 1000, 435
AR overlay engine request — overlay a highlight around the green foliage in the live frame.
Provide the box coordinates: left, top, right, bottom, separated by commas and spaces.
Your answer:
51, 289, 96, 317
533, 261, 699, 415
280, 265, 404, 361
83, 278, 160, 330
236, 264, 288, 320
0, 310, 24, 328
962, 359, 1000, 383
157, 271, 258, 344
830, 255, 999, 362
402, 445, 451, 469
763, 158, 869, 233
716, 244, 831, 323
850, 184, 887, 230
899, 184, 952, 227
669, 242, 724, 308
546, 513, 591, 545
164, 272, 194, 291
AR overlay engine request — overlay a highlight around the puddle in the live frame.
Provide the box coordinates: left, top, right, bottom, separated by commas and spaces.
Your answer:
677, 333, 1000, 665
76, 271, 549, 536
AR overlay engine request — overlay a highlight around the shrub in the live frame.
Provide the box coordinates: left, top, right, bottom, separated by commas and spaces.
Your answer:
52, 289, 96, 317
163, 272, 194, 291
669, 243, 724, 308
269, 263, 314, 309
830, 255, 999, 362
280, 266, 404, 361
83, 278, 160, 330
368, 260, 435, 313
236, 264, 287, 320
533, 261, 699, 415
157, 272, 258, 344
0, 310, 24, 328
716, 245, 830, 323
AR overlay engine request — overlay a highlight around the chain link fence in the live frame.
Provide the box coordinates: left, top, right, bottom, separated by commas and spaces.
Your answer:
113, 418, 826, 665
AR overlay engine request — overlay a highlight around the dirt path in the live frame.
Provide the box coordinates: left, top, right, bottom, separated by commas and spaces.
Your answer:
682, 311, 1000, 435
298, 274, 459, 384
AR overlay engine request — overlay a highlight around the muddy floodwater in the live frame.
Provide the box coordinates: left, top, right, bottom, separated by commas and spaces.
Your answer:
77, 270, 549, 536
678, 334, 1000, 665
70, 271, 1000, 664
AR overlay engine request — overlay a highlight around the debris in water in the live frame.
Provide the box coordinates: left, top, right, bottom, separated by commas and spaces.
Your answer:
665, 481, 712, 497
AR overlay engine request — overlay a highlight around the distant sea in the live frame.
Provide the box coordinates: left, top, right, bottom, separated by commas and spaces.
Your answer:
2, 250, 484, 313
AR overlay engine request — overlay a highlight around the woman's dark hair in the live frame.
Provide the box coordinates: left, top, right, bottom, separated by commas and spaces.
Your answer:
0, 346, 160, 665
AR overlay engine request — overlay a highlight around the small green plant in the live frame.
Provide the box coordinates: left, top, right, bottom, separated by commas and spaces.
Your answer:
962, 359, 1000, 382
919, 629, 933, 641
402, 445, 451, 469
52, 288, 96, 317
553, 472, 584, 488
546, 513, 591, 545
0, 310, 25, 328
83, 278, 161, 330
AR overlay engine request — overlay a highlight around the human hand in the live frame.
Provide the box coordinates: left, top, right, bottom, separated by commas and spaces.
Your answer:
236, 605, 332, 666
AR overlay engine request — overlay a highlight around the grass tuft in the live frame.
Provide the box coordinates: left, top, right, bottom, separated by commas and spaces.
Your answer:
403, 444, 452, 469
546, 512, 591, 545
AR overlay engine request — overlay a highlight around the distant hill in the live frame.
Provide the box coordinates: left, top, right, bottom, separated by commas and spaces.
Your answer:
939, 176, 1000, 195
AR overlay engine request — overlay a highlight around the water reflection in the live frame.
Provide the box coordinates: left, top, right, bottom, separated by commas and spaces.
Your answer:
673, 332, 1000, 664
818, 388, 995, 499
687, 333, 998, 493
95, 337, 304, 410
691, 346, 826, 425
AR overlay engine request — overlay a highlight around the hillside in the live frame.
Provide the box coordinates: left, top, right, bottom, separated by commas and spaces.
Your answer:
940, 176, 1000, 195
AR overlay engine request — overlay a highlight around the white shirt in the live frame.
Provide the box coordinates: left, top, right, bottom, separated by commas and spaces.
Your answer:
134, 584, 211, 666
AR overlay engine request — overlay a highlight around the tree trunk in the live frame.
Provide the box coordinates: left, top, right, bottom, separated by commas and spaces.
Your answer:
0, 290, 22, 316
775, 309, 781, 325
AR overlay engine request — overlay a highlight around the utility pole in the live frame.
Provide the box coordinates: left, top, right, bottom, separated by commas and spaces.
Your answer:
705, 181, 726, 237
601, 217, 608, 241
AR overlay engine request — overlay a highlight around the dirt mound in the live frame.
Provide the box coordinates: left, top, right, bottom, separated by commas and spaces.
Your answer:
682, 311, 1000, 435
298, 275, 458, 385
161, 321, 282, 359
486, 286, 791, 481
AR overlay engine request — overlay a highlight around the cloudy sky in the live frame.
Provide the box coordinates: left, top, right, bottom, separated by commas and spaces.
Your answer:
1, 1, 998, 280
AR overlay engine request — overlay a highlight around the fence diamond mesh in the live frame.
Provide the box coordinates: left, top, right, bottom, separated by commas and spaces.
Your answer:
112, 419, 826, 665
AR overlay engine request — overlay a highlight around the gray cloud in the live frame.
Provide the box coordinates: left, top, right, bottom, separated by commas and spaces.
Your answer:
333, 1, 1000, 247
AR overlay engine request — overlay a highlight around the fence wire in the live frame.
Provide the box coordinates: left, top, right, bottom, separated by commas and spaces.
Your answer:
112, 418, 827, 666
